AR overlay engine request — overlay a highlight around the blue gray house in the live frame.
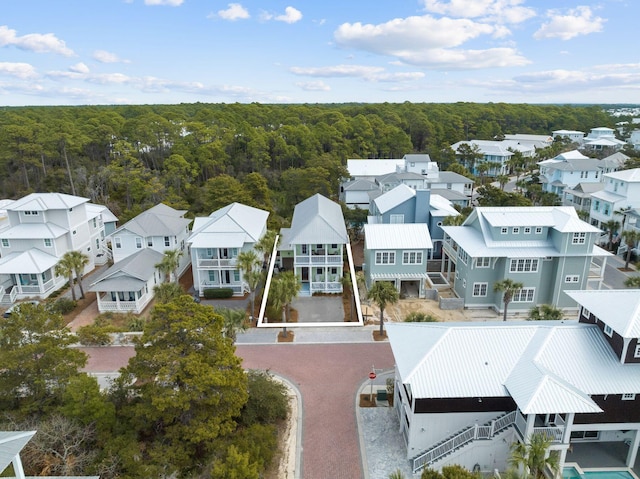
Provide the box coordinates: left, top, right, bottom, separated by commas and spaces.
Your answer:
441, 206, 610, 313
363, 223, 432, 298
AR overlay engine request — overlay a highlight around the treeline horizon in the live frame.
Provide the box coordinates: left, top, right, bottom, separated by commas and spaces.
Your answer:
0, 102, 614, 224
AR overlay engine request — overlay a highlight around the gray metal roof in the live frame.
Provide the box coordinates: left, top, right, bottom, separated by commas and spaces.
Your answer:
0, 223, 68, 239
364, 223, 432, 250
189, 202, 269, 246
388, 321, 640, 413
284, 194, 348, 245
0, 431, 35, 473
347, 158, 404, 177
112, 203, 192, 237
566, 290, 640, 338
373, 184, 415, 214
591, 189, 625, 203
87, 203, 119, 223
90, 248, 164, 291
605, 167, 640, 182
0, 249, 59, 274
428, 171, 474, 184
7, 193, 88, 211
341, 179, 380, 192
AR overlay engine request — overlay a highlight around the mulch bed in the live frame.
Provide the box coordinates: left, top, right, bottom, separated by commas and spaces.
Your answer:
277, 331, 295, 342
359, 394, 377, 407
372, 330, 388, 341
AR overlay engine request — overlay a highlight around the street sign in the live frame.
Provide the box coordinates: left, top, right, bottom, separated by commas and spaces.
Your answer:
369, 371, 376, 380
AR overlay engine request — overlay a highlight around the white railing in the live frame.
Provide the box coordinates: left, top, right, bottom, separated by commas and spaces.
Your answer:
0, 286, 17, 305
310, 281, 341, 292
295, 255, 342, 265
99, 301, 141, 312
412, 411, 517, 473
533, 426, 564, 442
199, 282, 243, 294
197, 258, 236, 268
19, 278, 54, 294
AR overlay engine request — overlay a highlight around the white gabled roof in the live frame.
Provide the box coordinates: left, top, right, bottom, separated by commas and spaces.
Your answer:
364, 223, 432, 250
188, 202, 269, 247
556, 150, 590, 161
0, 431, 36, 473
373, 184, 415, 214
87, 203, 119, 223
605, 168, 640, 182
477, 206, 599, 233
0, 249, 60, 274
388, 321, 640, 414
0, 223, 68, 239
566, 290, 640, 338
429, 194, 460, 217
113, 203, 191, 238
8, 192, 88, 211
284, 194, 348, 245
347, 158, 404, 177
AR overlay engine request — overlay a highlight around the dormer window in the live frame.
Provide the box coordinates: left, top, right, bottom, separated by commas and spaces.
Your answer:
604, 324, 613, 337
622, 394, 636, 401
24, 211, 39, 216
1, 239, 8, 248
634, 345, 640, 358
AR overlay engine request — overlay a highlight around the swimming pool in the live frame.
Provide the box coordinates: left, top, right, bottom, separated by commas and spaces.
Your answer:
563, 466, 638, 479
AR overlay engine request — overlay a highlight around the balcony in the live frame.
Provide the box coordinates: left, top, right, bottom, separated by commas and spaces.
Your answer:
198, 281, 245, 296
295, 255, 342, 265
97, 292, 152, 314
196, 257, 237, 268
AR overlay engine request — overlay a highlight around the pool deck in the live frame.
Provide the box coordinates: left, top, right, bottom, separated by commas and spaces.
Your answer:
566, 442, 640, 478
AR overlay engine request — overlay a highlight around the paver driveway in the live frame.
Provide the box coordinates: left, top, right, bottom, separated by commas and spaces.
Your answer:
82, 342, 395, 479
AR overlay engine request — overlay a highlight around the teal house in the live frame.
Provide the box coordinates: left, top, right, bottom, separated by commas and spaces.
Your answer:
441, 206, 610, 314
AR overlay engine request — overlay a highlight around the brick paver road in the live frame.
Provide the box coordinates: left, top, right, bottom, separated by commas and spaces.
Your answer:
81, 341, 395, 479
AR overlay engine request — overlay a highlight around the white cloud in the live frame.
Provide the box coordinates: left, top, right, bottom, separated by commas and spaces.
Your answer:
0, 62, 38, 79
217, 3, 250, 21
334, 16, 529, 69
295, 81, 330, 91
534, 6, 605, 40
93, 50, 130, 64
290, 64, 427, 82
0, 25, 74, 56
144, 0, 184, 5
275, 7, 302, 24
423, 0, 535, 24
69, 62, 90, 74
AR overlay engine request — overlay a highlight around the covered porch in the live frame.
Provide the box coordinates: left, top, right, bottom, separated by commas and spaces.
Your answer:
95, 288, 152, 314
0, 249, 63, 304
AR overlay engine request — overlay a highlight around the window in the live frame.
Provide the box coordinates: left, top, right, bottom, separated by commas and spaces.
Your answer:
512, 227, 520, 234
301, 244, 308, 255
317, 244, 322, 249
462, 279, 466, 288
208, 271, 217, 282
512, 288, 535, 302
164, 236, 170, 247
634, 345, 640, 358
233, 270, 240, 282
622, 394, 636, 401
565, 275, 579, 283
582, 308, 590, 318
594, 200, 600, 212
92, 218, 97, 228
402, 251, 423, 265
147, 238, 153, 247
375, 251, 395, 265
24, 211, 38, 216
44, 238, 52, 248
96, 238, 100, 250
604, 324, 613, 337
472, 282, 488, 297
390, 214, 405, 224
572, 232, 586, 244
535, 227, 543, 234
330, 267, 338, 275
524, 227, 531, 234
501, 227, 508, 234
457, 248, 469, 265
509, 258, 539, 273
316, 268, 322, 275
475, 257, 491, 268
135, 237, 142, 249
331, 244, 337, 249
114, 237, 122, 249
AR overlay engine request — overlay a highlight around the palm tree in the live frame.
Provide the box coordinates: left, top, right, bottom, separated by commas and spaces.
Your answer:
624, 276, 640, 288
367, 281, 399, 337
509, 433, 558, 479
497, 174, 510, 190
494, 279, 524, 322
66, 250, 89, 299
236, 250, 262, 321
621, 230, 640, 270
155, 249, 183, 283
270, 271, 300, 338
528, 304, 563, 321
255, 229, 278, 267
217, 307, 248, 342
602, 219, 620, 251
443, 214, 466, 226
153, 282, 185, 303
55, 254, 76, 301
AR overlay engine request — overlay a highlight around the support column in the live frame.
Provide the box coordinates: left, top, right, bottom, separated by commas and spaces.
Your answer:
524, 414, 536, 442
627, 428, 640, 468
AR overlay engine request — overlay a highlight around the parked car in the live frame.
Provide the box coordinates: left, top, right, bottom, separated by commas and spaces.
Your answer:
3, 300, 40, 318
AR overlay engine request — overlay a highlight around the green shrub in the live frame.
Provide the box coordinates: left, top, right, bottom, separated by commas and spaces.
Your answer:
76, 324, 113, 346
405, 311, 438, 322
49, 297, 77, 315
203, 288, 234, 299
240, 370, 288, 427
127, 316, 146, 332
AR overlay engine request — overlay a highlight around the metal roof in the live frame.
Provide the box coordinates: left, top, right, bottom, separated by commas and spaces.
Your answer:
284, 194, 348, 245
373, 184, 415, 214
347, 159, 404, 177
428, 171, 474, 184
0, 249, 59, 274
566, 290, 640, 338
7, 193, 88, 211
429, 194, 460, 216
90, 248, 164, 291
0, 223, 68, 239
113, 203, 191, 237
387, 321, 640, 414
591, 189, 626, 203
605, 168, 640, 182
364, 223, 432, 250
87, 203, 119, 223
341, 179, 380, 192
189, 202, 269, 246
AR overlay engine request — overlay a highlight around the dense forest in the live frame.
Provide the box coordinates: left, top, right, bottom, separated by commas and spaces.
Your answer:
0, 102, 614, 223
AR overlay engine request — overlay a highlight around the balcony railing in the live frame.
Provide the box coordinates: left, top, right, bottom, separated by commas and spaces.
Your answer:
295, 255, 342, 265
0, 286, 17, 305
197, 258, 237, 268
198, 281, 245, 295
310, 281, 342, 292
19, 278, 55, 294
97, 292, 151, 313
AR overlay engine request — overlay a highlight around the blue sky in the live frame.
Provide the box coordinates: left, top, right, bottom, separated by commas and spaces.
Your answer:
1, 0, 638, 106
